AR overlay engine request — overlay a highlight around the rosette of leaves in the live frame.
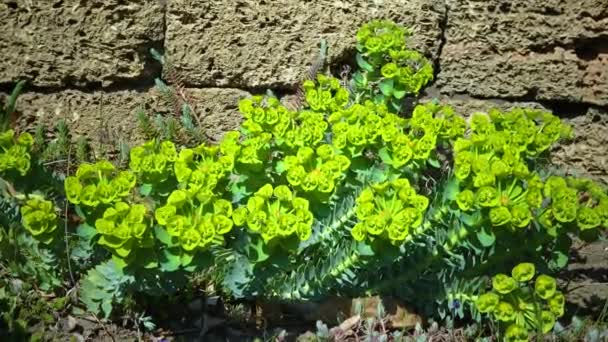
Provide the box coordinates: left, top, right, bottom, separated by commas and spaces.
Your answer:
351, 178, 429, 245
94, 202, 155, 267
538, 176, 607, 235
279, 144, 350, 198
154, 189, 234, 269
352, 19, 433, 112
0, 129, 33, 177
64, 160, 136, 209
129, 140, 177, 184
20, 196, 58, 244
232, 184, 313, 247
475, 263, 565, 340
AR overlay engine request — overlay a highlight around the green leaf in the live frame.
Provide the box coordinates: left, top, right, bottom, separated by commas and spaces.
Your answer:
427, 157, 441, 168
101, 300, 113, 319
249, 237, 270, 263
353, 71, 367, 88
275, 161, 287, 174
549, 250, 569, 269
159, 248, 181, 272
75, 206, 87, 220
154, 226, 175, 246
111, 254, 128, 270
476, 226, 495, 247
392, 87, 407, 99
462, 211, 482, 227
443, 177, 460, 201
181, 252, 195, 266
139, 184, 153, 196
378, 147, 393, 165
356, 53, 374, 72
379, 79, 394, 96
390, 98, 402, 112
77, 223, 97, 240
356, 242, 375, 257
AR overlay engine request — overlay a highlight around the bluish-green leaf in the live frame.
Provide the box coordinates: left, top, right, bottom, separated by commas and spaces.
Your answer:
392, 88, 407, 99
378, 147, 393, 165
428, 157, 441, 168
356, 53, 374, 72
154, 226, 174, 246
443, 177, 460, 201
159, 248, 181, 272
379, 79, 394, 96
476, 226, 495, 247
77, 223, 97, 240
139, 184, 153, 196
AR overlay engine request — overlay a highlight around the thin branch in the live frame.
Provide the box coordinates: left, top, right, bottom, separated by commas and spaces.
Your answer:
64, 143, 75, 286
43, 159, 68, 166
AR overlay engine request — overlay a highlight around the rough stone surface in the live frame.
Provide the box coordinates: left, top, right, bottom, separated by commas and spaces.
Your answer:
552, 108, 608, 184
0, 0, 165, 88
11, 87, 248, 146
438, 0, 608, 106
165, 0, 446, 89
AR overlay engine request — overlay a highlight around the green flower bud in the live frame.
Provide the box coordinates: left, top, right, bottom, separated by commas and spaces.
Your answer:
494, 301, 516, 322
490, 206, 512, 226
541, 311, 556, 334
492, 274, 517, 294
504, 324, 528, 342
475, 292, 500, 313
548, 292, 565, 317
155, 205, 177, 226
511, 263, 536, 282
535, 275, 557, 300
456, 190, 475, 211
64, 176, 82, 204
180, 229, 202, 251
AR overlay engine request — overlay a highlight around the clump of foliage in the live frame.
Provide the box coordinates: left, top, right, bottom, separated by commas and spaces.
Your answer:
1, 20, 607, 339
475, 263, 565, 341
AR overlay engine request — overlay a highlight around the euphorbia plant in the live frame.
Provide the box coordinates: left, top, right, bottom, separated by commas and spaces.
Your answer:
476, 263, 565, 341
3, 20, 607, 330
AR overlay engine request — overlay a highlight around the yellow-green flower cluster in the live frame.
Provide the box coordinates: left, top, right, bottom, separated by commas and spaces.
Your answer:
20, 196, 58, 244
475, 263, 564, 341
155, 189, 234, 253
539, 176, 607, 231
329, 100, 401, 149
351, 178, 429, 244
409, 102, 466, 141
356, 20, 433, 95
65, 161, 136, 208
303, 74, 350, 113
329, 100, 419, 164
95, 202, 154, 262
356, 20, 409, 55
0, 129, 33, 176
173, 141, 235, 199
129, 140, 177, 182
283, 144, 350, 194
232, 184, 313, 244
239, 96, 296, 139
238, 95, 327, 149
451, 109, 572, 229
465, 108, 571, 157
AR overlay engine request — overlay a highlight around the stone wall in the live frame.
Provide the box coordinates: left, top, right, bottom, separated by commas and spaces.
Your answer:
1, 0, 607, 181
